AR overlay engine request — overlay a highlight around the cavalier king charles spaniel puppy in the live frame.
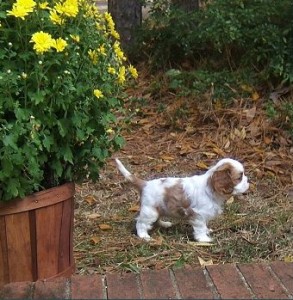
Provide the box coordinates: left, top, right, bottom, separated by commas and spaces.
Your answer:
115, 158, 249, 242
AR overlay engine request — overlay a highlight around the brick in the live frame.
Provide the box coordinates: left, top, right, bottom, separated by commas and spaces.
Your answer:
106, 272, 141, 299
34, 277, 68, 299
0, 281, 32, 299
140, 269, 177, 299
173, 267, 213, 299
238, 263, 289, 299
207, 264, 252, 299
270, 262, 293, 295
71, 275, 104, 299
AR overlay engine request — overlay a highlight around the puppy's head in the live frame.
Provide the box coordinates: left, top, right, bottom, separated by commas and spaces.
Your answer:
209, 158, 249, 199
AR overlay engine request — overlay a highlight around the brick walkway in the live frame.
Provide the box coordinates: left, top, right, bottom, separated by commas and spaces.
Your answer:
1, 261, 292, 299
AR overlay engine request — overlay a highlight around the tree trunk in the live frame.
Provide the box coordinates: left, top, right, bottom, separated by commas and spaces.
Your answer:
108, 0, 142, 51
171, 0, 199, 12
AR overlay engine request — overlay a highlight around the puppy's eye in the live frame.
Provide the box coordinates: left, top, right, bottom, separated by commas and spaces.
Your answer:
237, 173, 243, 180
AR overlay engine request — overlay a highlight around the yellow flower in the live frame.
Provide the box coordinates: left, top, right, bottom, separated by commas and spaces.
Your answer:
30, 31, 54, 54
88, 49, 98, 64
107, 66, 116, 75
113, 41, 126, 62
53, 38, 67, 52
7, 0, 36, 20
106, 128, 114, 134
39, 1, 49, 9
55, 0, 79, 18
94, 89, 104, 99
98, 44, 106, 56
128, 65, 138, 79
70, 34, 80, 43
50, 9, 64, 25
117, 66, 126, 84
110, 29, 120, 40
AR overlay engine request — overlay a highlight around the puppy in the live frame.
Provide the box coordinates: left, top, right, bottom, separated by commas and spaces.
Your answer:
115, 158, 249, 242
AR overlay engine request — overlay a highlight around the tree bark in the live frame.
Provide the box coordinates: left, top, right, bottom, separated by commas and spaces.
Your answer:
171, 0, 199, 12
108, 0, 142, 51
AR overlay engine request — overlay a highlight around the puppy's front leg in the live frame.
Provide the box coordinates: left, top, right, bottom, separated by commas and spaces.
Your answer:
189, 217, 212, 242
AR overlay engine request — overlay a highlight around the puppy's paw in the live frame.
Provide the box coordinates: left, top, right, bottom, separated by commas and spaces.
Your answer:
158, 220, 173, 228
137, 232, 151, 241
195, 234, 213, 243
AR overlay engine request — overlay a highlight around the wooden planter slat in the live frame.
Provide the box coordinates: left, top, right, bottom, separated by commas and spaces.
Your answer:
0, 183, 75, 286
59, 199, 74, 272
36, 203, 63, 278
0, 218, 9, 284
6, 213, 33, 282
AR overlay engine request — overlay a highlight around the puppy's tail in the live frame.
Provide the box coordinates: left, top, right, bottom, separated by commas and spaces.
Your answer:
115, 158, 146, 191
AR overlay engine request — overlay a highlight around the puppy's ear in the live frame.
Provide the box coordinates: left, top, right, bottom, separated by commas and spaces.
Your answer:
210, 163, 234, 196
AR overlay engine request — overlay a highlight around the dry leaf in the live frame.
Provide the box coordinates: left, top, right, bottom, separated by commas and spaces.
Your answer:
212, 147, 225, 156
150, 236, 163, 247
245, 106, 256, 123
87, 213, 101, 219
85, 195, 96, 205
202, 152, 217, 158
196, 161, 208, 170
187, 241, 215, 247
284, 256, 293, 262
252, 91, 260, 101
90, 236, 100, 244
128, 204, 140, 212
198, 256, 213, 267
161, 155, 175, 161
264, 136, 272, 144
99, 224, 112, 230
240, 84, 253, 93
227, 196, 234, 204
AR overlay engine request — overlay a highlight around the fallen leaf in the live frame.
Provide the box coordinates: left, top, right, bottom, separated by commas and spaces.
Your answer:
284, 256, 293, 262
245, 106, 257, 123
150, 236, 163, 247
90, 236, 100, 244
87, 213, 101, 219
99, 224, 112, 230
196, 161, 208, 170
187, 241, 215, 247
128, 204, 140, 212
161, 154, 175, 161
198, 256, 213, 267
85, 195, 96, 205
252, 91, 260, 101
227, 196, 234, 204
264, 136, 272, 144
240, 84, 253, 93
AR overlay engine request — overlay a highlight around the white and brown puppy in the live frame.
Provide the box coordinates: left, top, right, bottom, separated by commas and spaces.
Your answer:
115, 158, 249, 242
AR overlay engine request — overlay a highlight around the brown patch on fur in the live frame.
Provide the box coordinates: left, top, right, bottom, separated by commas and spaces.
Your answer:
162, 181, 195, 218
210, 163, 243, 198
130, 175, 146, 192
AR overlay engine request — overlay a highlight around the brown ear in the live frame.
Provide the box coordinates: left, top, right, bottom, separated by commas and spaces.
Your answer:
210, 163, 234, 196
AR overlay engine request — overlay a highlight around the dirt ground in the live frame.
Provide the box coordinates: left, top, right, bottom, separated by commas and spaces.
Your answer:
74, 70, 293, 275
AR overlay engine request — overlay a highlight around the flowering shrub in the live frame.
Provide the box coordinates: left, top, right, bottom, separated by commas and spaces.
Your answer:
0, 0, 138, 201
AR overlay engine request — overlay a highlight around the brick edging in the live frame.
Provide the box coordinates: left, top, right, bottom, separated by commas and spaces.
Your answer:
1, 262, 292, 299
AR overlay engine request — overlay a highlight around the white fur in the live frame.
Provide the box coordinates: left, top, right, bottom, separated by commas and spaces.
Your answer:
115, 158, 249, 242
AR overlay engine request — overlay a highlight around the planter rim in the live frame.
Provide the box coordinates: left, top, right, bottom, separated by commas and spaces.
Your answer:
0, 182, 75, 216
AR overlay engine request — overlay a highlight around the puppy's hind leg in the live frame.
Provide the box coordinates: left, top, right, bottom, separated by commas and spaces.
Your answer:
158, 219, 173, 228
136, 206, 159, 241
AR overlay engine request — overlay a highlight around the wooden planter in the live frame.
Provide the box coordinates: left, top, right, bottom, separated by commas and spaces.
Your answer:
0, 183, 75, 286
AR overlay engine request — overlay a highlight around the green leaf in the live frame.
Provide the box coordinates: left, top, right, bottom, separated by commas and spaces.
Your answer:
6, 178, 21, 198
43, 135, 54, 151
3, 134, 18, 150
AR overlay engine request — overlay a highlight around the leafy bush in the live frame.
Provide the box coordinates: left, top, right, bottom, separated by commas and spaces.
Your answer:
0, 0, 138, 201
135, 0, 292, 84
